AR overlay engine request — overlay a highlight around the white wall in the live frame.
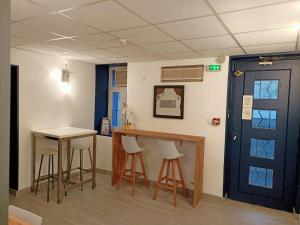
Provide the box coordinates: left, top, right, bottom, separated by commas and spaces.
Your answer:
96, 135, 112, 171
11, 48, 96, 190
0, 0, 10, 223
126, 57, 229, 197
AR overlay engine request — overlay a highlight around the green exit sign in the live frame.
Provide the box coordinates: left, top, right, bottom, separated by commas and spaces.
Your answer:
207, 64, 221, 72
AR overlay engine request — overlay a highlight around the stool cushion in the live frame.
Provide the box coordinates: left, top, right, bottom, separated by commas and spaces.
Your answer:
168, 153, 184, 160
121, 136, 145, 154
72, 144, 90, 150
157, 140, 184, 160
39, 148, 58, 155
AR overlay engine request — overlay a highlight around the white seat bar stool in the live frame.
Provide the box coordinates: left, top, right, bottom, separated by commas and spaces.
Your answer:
35, 148, 67, 202
70, 144, 93, 191
153, 140, 188, 207
9, 205, 42, 225
117, 135, 149, 196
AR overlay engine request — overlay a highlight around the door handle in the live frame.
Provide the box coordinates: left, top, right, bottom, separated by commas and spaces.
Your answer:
233, 136, 237, 142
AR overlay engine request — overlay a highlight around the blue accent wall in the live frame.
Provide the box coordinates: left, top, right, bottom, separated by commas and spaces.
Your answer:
94, 65, 109, 132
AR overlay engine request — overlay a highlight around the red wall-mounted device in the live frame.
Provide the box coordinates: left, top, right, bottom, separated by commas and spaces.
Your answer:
212, 118, 221, 125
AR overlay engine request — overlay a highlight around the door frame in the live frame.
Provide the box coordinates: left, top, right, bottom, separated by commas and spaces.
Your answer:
224, 52, 300, 211
10, 64, 19, 191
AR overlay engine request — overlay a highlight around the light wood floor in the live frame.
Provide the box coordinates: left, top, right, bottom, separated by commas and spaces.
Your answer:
10, 173, 298, 225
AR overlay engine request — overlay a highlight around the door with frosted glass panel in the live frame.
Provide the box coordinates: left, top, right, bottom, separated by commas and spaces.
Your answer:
226, 57, 300, 211
239, 70, 289, 199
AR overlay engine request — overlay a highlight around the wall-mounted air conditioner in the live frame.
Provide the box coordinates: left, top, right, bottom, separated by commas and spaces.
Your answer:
161, 65, 204, 82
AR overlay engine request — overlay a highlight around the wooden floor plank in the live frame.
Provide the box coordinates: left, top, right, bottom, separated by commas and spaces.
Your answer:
10, 173, 297, 225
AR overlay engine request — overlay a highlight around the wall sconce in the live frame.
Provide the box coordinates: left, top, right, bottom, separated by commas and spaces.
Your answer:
60, 66, 71, 93
51, 65, 72, 93
62, 69, 70, 83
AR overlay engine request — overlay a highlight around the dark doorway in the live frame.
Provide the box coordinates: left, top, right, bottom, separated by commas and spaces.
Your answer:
225, 54, 300, 211
10, 65, 19, 190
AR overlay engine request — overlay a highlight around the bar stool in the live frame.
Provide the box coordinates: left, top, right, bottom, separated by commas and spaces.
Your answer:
35, 148, 66, 202
117, 135, 149, 196
153, 140, 188, 207
70, 144, 93, 191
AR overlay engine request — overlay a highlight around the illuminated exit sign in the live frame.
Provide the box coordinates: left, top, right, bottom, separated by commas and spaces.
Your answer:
206, 64, 221, 72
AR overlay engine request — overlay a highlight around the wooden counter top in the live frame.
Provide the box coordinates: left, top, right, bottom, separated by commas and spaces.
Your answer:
113, 128, 205, 142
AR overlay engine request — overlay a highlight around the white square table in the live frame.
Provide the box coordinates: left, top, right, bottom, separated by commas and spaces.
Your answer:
31, 127, 97, 203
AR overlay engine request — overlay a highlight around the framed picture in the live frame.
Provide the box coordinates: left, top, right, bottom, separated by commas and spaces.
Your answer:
153, 85, 184, 119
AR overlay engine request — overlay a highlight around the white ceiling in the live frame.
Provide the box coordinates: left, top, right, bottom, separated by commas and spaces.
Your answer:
11, 0, 300, 64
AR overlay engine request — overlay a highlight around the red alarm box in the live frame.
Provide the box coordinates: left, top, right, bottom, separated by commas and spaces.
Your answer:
212, 118, 221, 125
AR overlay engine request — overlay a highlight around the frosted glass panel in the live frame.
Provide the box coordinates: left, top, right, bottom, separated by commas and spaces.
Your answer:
252, 109, 277, 129
250, 138, 275, 160
254, 80, 278, 100
249, 166, 273, 189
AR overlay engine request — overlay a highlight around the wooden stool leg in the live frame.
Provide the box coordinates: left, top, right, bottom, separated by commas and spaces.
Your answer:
62, 166, 67, 197
139, 153, 149, 188
153, 159, 166, 200
35, 154, 44, 195
88, 147, 93, 169
176, 159, 188, 197
172, 160, 177, 207
165, 160, 171, 190
131, 154, 136, 196
51, 155, 54, 190
80, 149, 83, 191
117, 153, 128, 189
70, 148, 75, 170
47, 155, 51, 202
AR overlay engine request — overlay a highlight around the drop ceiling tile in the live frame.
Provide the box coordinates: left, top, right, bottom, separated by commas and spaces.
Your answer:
220, 1, 300, 33
143, 41, 191, 54
23, 14, 99, 37
11, 23, 62, 42
183, 35, 238, 51
199, 47, 244, 57
158, 16, 228, 40
30, 0, 102, 12
84, 49, 123, 58
16, 43, 68, 56
91, 58, 113, 64
244, 43, 296, 54
63, 1, 147, 31
75, 33, 117, 47
235, 28, 298, 46
11, 36, 28, 46
61, 52, 96, 62
133, 54, 167, 62
208, 0, 289, 13
116, 0, 212, 23
11, 0, 49, 21
111, 26, 173, 45
90, 39, 133, 48
47, 39, 97, 51
162, 51, 201, 60
105, 57, 135, 63
109, 46, 153, 56
75, 33, 134, 48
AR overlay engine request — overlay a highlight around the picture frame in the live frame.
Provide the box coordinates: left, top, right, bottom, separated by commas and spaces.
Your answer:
153, 85, 184, 119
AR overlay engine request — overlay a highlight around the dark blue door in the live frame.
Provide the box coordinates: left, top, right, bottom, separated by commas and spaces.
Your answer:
227, 57, 300, 211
